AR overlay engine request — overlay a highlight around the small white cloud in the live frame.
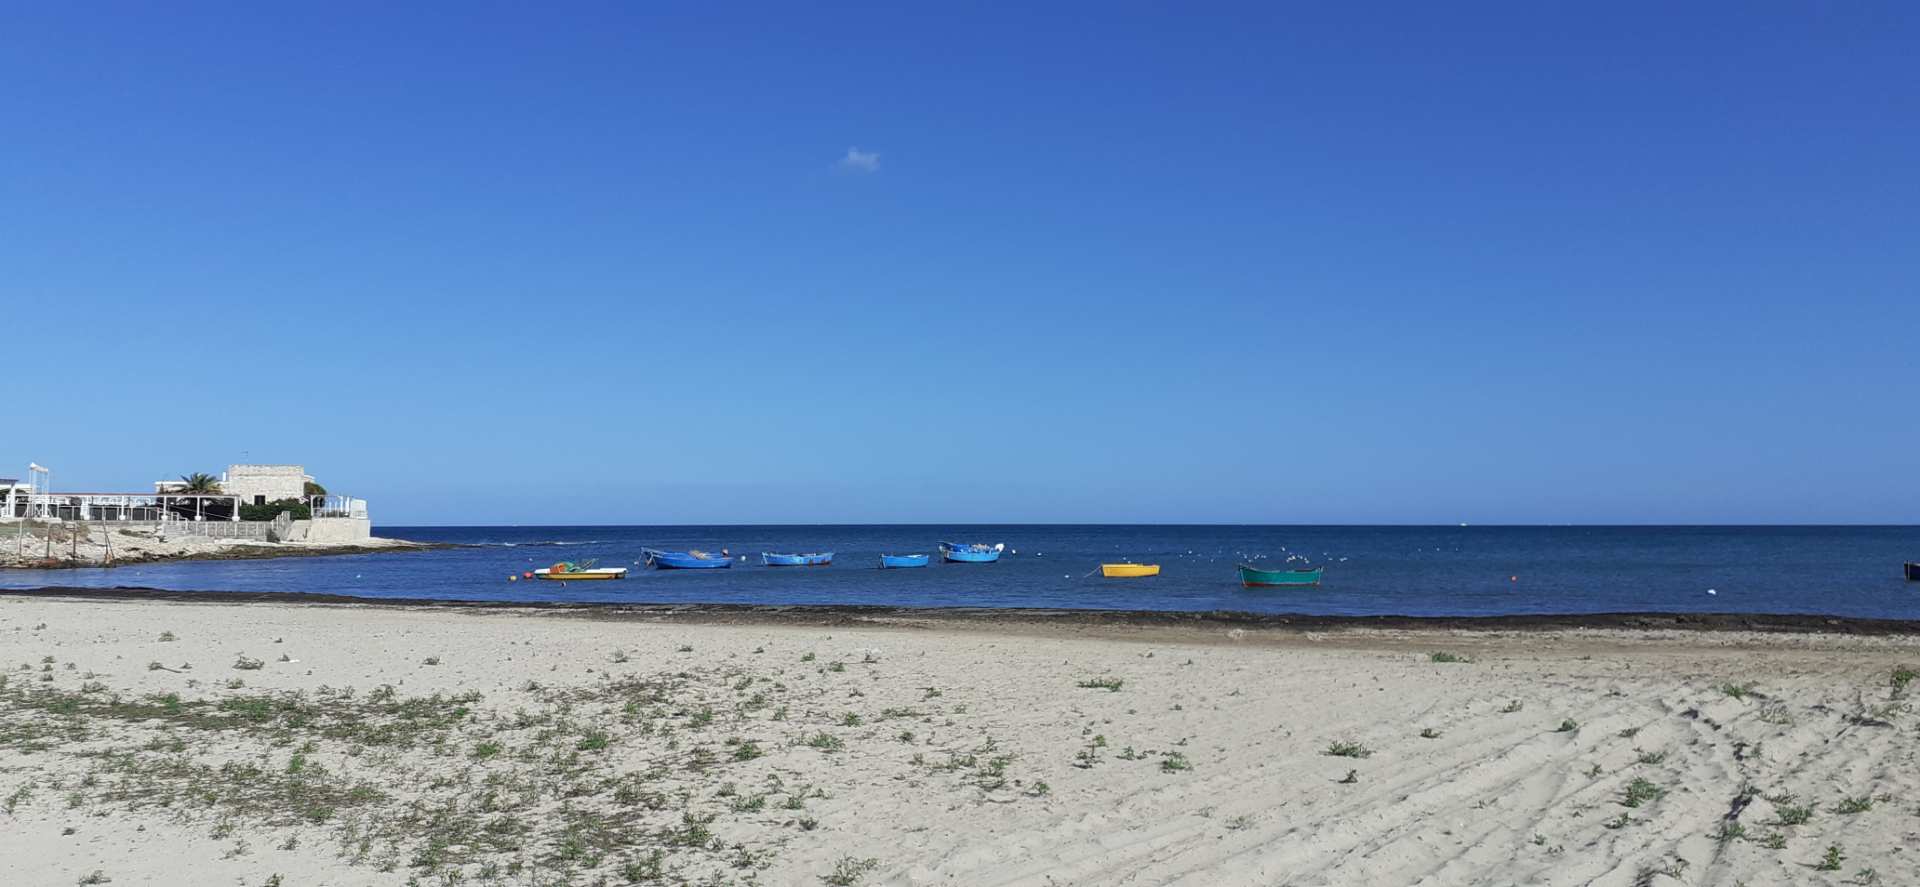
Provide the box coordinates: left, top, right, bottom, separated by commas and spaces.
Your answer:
838, 147, 880, 173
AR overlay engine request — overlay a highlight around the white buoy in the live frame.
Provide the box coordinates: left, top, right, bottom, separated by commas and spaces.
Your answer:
1707, 588, 1717, 595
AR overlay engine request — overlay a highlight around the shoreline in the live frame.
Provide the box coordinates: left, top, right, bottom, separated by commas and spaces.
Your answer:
0, 538, 449, 570
6, 584, 1920, 635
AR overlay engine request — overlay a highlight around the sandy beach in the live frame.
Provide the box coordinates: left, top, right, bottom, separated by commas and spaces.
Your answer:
4, 595, 1919, 886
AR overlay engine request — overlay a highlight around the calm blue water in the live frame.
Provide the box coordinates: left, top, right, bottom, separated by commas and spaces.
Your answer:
3, 525, 1917, 619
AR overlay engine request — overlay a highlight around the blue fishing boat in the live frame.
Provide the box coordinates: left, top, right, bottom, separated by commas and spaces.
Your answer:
763, 551, 834, 567
643, 548, 734, 570
939, 542, 1004, 564
880, 553, 930, 569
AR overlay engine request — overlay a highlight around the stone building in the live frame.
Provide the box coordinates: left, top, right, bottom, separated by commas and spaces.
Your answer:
156, 464, 312, 506
215, 465, 312, 505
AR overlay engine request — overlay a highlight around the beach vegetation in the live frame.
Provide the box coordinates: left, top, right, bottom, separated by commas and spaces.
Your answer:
1160, 752, 1191, 772
803, 732, 844, 752
1323, 740, 1372, 759
822, 856, 880, 886
1622, 777, 1665, 807
1604, 812, 1631, 829
1719, 683, 1755, 700
1711, 821, 1747, 842
233, 656, 264, 671
1773, 803, 1814, 825
1757, 703, 1793, 724
1076, 676, 1124, 692
1833, 795, 1874, 814
1555, 719, 1578, 733
1635, 750, 1667, 765
158, 631, 176, 642
1428, 652, 1471, 663
1419, 728, 1440, 739
575, 730, 610, 751
1500, 700, 1524, 713
1759, 831, 1787, 849
1817, 845, 1845, 871
619, 850, 666, 881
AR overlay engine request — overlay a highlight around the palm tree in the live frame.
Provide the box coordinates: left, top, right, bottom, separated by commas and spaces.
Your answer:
177, 472, 221, 493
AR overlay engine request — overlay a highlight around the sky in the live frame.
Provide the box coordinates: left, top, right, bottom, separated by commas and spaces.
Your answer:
2, 2, 1915, 525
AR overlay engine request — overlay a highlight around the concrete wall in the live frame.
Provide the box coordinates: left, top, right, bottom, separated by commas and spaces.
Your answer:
297, 517, 370, 543
221, 464, 308, 504
114, 521, 274, 541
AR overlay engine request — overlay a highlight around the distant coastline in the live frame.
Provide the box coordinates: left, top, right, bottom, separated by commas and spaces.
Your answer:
0, 528, 440, 570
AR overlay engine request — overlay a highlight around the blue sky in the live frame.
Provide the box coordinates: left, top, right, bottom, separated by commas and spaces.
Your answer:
2, 3, 1915, 525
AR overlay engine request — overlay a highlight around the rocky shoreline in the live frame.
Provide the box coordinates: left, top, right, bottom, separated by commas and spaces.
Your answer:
0, 525, 441, 569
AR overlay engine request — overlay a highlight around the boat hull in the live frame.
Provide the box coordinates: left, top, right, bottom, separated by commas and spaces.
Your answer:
1907, 562, 1920, 582
880, 554, 930, 569
1237, 564, 1324, 587
939, 542, 1002, 564
763, 552, 834, 567
644, 549, 734, 569
532, 567, 627, 581
1101, 563, 1160, 578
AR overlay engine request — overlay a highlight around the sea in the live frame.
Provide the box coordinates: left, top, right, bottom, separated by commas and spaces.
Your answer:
3, 525, 1917, 619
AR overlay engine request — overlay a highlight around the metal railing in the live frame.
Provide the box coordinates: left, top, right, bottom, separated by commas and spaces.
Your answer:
310, 495, 367, 519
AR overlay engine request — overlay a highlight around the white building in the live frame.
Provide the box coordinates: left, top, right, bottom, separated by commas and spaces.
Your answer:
9, 461, 369, 540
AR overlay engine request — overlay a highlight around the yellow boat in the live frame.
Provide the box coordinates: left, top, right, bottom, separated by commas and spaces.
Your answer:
1101, 563, 1161, 578
532, 566, 628, 581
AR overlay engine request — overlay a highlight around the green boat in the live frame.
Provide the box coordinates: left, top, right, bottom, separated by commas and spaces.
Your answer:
1236, 564, 1325, 587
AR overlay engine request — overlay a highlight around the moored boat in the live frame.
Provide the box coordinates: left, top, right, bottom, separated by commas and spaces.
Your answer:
1907, 562, 1919, 582
533, 561, 627, 581
1101, 563, 1160, 578
644, 548, 734, 569
1237, 564, 1325, 587
880, 554, 930, 569
763, 551, 834, 567
939, 542, 1004, 563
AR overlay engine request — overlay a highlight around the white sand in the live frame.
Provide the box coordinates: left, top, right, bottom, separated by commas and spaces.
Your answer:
4, 596, 1919, 886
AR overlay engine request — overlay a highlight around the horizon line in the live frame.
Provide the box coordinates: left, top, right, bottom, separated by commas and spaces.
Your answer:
372, 521, 1920, 529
